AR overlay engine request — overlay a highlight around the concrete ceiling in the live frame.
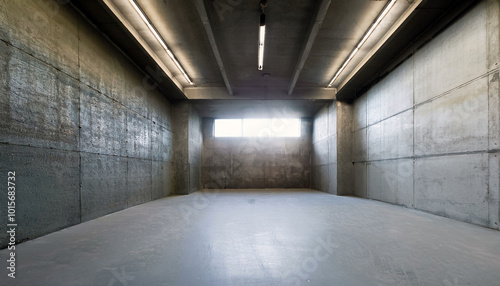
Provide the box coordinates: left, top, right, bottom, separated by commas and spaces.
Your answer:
72, 0, 477, 106
192, 99, 328, 118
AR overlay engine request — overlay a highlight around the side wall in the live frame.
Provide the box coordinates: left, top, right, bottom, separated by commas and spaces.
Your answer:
352, 0, 500, 229
0, 0, 175, 248
201, 118, 312, 189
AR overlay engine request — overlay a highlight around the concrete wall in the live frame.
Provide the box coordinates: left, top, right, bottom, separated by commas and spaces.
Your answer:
0, 0, 175, 248
351, 0, 500, 229
311, 102, 337, 194
201, 118, 312, 189
337, 101, 354, 195
173, 101, 202, 195
312, 101, 354, 195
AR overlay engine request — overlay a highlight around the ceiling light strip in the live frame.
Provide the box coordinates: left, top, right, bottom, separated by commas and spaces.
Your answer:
258, 13, 266, 70
328, 0, 396, 87
128, 0, 194, 85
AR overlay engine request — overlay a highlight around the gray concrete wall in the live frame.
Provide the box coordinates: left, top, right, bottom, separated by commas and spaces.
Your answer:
173, 101, 202, 195
311, 101, 354, 195
351, 0, 500, 229
337, 101, 354, 196
201, 118, 312, 189
189, 104, 203, 193
311, 102, 336, 194
0, 0, 175, 248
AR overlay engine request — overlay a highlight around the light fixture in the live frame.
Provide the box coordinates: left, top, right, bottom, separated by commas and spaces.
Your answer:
128, 0, 194, 85
328, 0, 396, 87
258, 0, 268, 70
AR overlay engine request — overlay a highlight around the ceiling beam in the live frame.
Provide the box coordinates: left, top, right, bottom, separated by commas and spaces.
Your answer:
185, 87, 336, 100
195, 0, 233, 96
288, 0, 331, 96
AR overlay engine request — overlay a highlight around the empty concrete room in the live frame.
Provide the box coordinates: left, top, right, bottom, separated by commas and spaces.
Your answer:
0, 0, 499, 285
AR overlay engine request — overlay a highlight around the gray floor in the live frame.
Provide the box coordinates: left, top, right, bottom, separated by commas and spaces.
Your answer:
2, 189, 500, 286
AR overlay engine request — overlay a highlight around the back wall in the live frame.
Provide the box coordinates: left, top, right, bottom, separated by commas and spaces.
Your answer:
201, 118, 312, 189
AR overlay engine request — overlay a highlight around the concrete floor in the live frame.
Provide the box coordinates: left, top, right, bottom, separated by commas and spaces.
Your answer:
2, 189, 500, 286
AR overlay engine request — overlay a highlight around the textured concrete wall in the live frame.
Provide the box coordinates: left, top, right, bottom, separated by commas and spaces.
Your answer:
173, 101, 202, 195
311, 101, 354, 195
337, 101, 354, 196
352, 0, 500, 229
0, 0, 174, 248
311, 103, 336, 193
201, 118, 312, 189
173, 102, 189, 194
189, 105, 203, 192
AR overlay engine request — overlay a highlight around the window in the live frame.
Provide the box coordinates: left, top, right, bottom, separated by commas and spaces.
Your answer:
213, 119, 242, 137
214, 118, 301, 138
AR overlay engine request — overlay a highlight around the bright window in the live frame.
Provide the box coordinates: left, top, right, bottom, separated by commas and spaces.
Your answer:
214, 118, 301, 138
214, 119, 242, 137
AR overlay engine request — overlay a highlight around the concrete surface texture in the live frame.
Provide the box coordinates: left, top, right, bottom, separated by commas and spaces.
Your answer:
192, 100, 327, 119
0, 0, 175, 248
117, 0, 416, 99
173, 101, 203, 195
201, 118, 312, 189
349, 0, 500, 229
311, 102, 337, 194
1, 189, 500, 286
312, 100, 354, 195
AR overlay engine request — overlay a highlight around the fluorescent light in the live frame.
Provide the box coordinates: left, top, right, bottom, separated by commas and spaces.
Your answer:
329, 47, 359, 86
128, 0, 194, 85
258, 26, 265, 70
328, 0, 396, 87
258, 13, 266, 70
